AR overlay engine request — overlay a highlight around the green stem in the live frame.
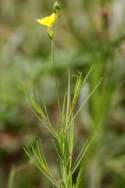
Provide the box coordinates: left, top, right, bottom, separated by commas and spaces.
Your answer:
51, 38, 61, 115
7, 167, 16, 188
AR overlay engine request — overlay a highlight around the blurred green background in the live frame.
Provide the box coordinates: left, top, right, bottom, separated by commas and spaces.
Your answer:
0, 0, 125, 187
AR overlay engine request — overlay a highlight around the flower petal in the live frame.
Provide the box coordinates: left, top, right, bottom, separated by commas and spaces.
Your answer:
36, 13, 58, 27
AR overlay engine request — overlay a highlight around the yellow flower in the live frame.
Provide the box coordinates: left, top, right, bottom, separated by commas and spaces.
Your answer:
36, 13, 58, 28
36, 1, 60, 39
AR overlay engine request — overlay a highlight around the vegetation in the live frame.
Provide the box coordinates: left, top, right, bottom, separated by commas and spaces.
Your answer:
0, 0, 125, 188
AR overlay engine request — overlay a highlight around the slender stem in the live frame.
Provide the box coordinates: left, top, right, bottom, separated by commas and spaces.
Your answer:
51, 38, 61, 115
51, 38, 55, 69
7, 167, 16, 188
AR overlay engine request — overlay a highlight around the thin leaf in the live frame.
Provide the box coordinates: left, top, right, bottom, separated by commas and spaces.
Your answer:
73, 78, 102, 120
30, 97, 46, 119
72, 136, 95, 174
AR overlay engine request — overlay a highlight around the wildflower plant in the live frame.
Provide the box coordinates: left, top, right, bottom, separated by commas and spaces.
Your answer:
25, 2, 101, 188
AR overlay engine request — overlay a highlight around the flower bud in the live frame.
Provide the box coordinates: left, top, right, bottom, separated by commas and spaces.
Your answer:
47, 28, 54, 40
53, 1, 61, 14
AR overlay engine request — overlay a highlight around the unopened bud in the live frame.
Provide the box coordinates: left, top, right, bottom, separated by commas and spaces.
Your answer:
53, 1, 61, 14
47, 28, 54, 40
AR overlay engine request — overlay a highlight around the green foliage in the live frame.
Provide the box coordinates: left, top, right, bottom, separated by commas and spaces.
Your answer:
25, 68, 101, 188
